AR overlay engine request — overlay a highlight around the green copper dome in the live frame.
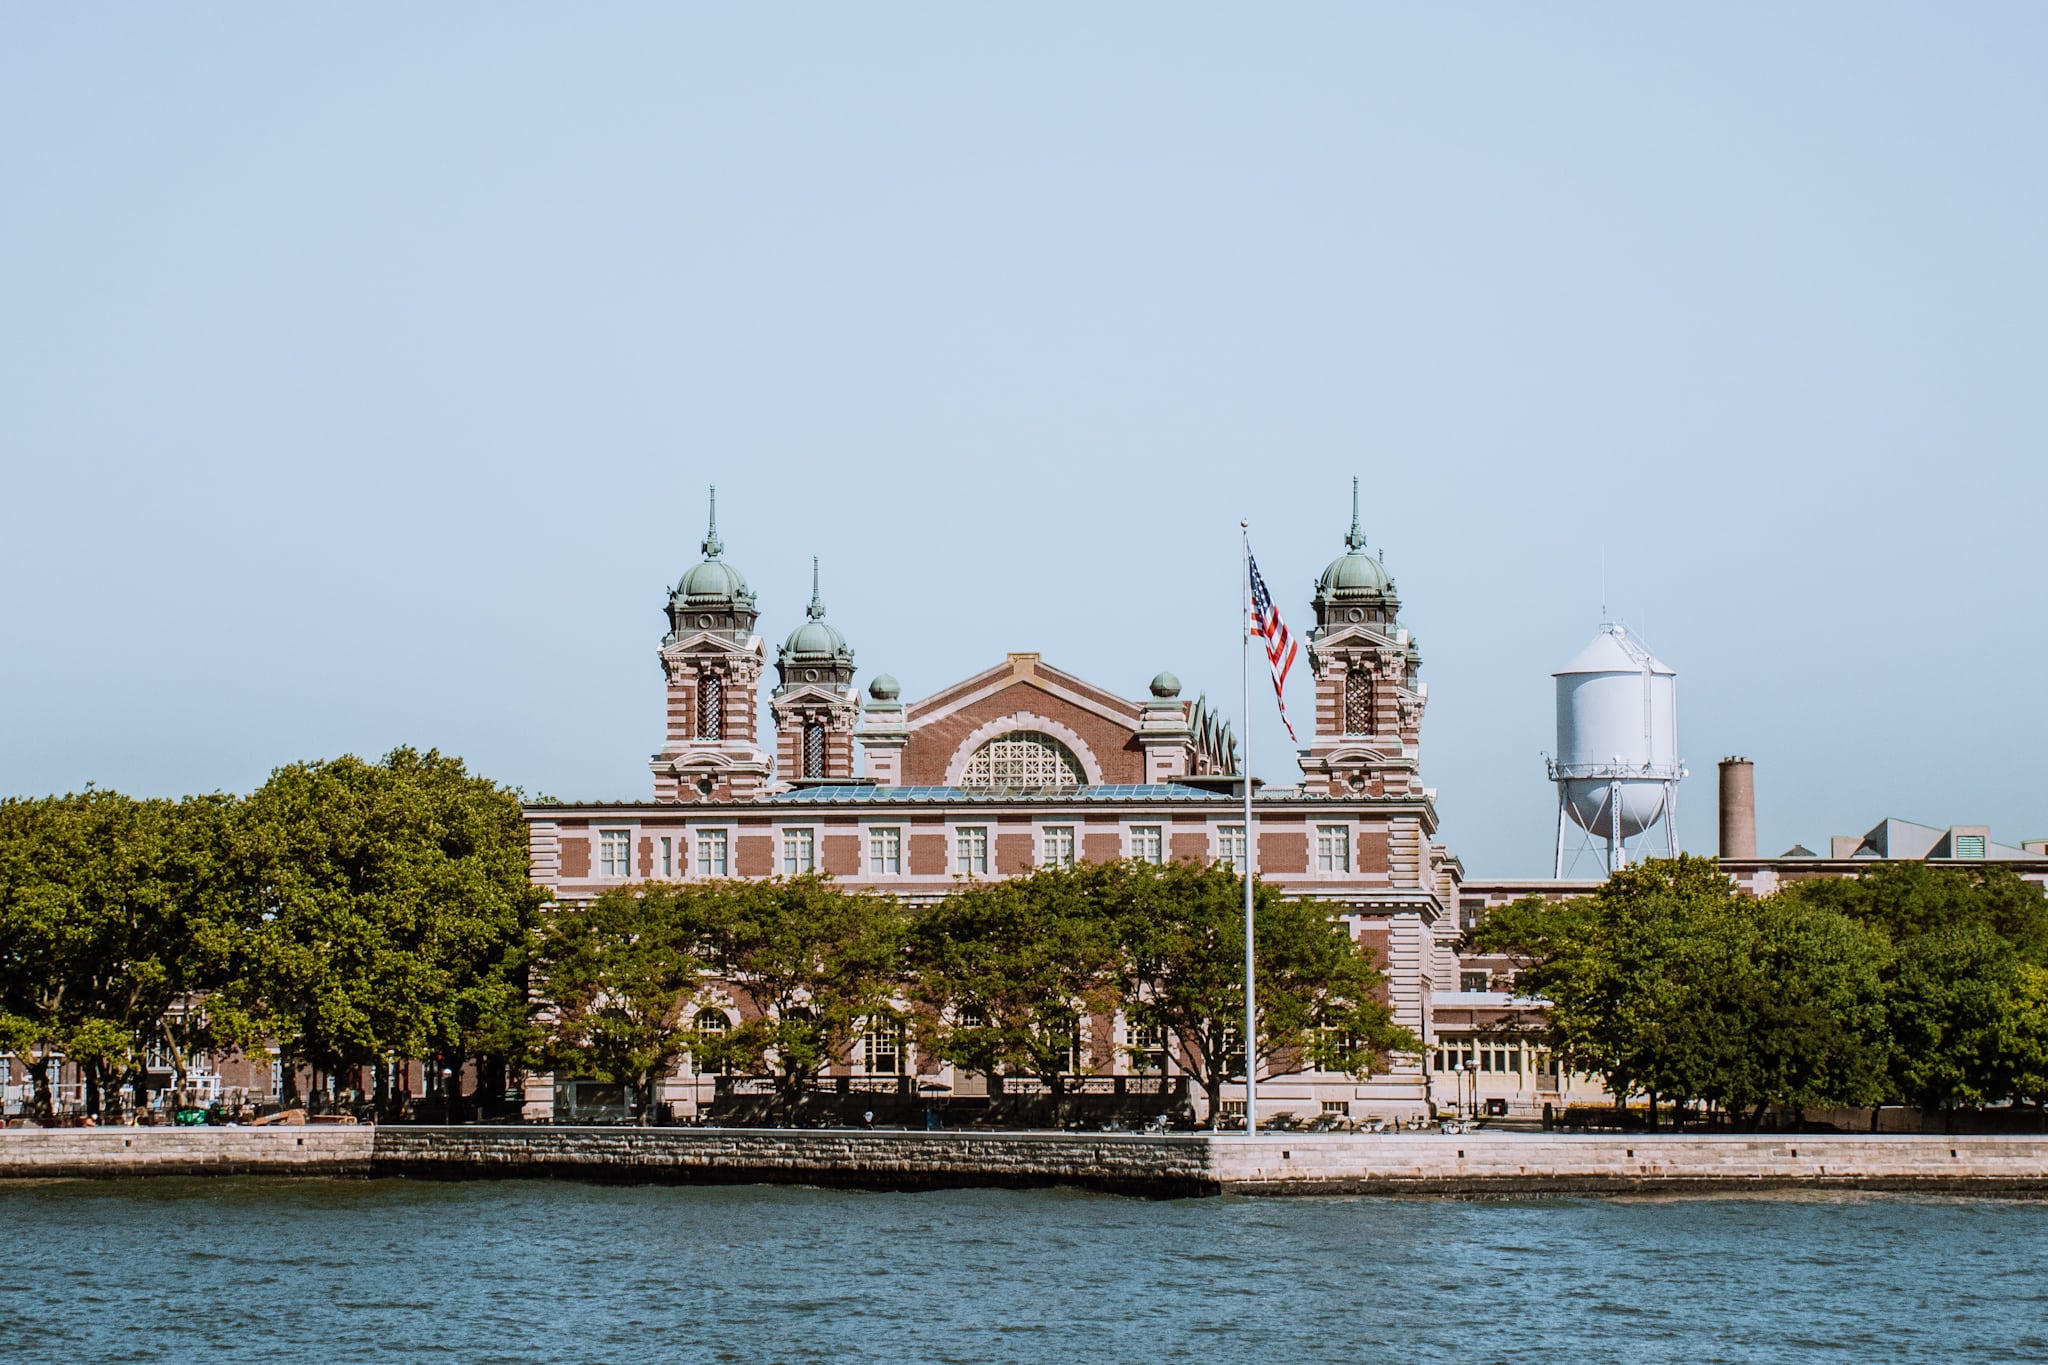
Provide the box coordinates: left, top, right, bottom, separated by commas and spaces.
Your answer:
672, 486, 757, 612
777, 558, 855, 672
1315, 477, 1395, 603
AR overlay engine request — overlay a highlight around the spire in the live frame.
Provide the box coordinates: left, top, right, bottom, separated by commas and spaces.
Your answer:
1345, 476, 1366, 552
807, 556, 825, 620
701, 486, 723, 559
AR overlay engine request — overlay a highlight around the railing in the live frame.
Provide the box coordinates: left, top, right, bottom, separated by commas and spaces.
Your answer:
713, 1073, 1186, 1100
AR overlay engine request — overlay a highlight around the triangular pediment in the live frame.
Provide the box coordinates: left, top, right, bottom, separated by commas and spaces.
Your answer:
905, 654, 1142, 731
660, 630, 763, 660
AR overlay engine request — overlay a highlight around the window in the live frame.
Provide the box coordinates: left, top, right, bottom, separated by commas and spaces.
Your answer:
690, 1013, 729, 1075
869, 827, 902, 876
1460, 970, 1491, 993
1316, 825, 1351, 873
956, 826, 989, 876
1042, 825, 1076, 869
1459, 898, 1486, 932
860, 1017, 903, 1076
1954, 834, 1986, 860
660, 837, 673, 878
1344, 670, 1373, 734
959, 731, 1084, 789
697, 672, 723, 740
783, 828, 816, 875
1218, 824, 1246, 870
803, 721, 826, 778
1126, 1019, 1165, 1074
1131, 825, 1164, 864
599, 829, 633, 878
696, 829, 729, 877
1322, 1100, 1351, 1117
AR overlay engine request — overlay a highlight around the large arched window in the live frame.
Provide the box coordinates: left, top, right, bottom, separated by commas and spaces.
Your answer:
959, 732, 1084, 790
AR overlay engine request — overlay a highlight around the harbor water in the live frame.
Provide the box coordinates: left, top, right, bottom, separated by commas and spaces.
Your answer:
0, 1179, 2043, 1363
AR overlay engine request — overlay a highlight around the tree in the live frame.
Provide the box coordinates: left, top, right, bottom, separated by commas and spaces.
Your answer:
0, 791, 239, 1119
219, 748, 542, 1115
532, 884, 708, 1121
907, 865, 1124, 1113
1997, 964, 2048, 1107
691, 876, 906, 1098
1114, 861, 1415, 1126
1469, 856, 1888, 1124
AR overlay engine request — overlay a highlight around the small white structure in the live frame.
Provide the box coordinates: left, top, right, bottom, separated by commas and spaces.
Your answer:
1547, 623, 1685, 874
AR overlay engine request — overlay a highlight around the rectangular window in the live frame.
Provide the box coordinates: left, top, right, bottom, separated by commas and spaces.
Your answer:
1131, 825, 1164, 864
1217, 824, 1246, 869
1316, 825, 1351, 873
696, 829, 729, 877
1461, 970, 1491, 993
1042, 825, 1076, 869
599, 829, 632, 878
1459, 898, 1486, 932
956, 826, 989, 876
1126, 1019, 1164, 1074
869, 827, 902, 876
783, 828, 816, 875
660, 837, 673, 879
1954, 834, 1986, 860
861, 1018, 902, 1076
1322, 1100, 1351, 1116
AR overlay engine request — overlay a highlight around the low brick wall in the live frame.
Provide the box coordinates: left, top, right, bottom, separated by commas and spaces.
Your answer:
3, 1128, 2045, 1196
0, 1127, 373, 1180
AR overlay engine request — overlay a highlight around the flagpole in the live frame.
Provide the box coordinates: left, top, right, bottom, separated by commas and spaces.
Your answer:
1241, 520, 1258, 1139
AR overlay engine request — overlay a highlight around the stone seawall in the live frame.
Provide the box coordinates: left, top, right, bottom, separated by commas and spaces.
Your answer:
3, 1128, 2046, 1197
369, 1126, 1214, 1196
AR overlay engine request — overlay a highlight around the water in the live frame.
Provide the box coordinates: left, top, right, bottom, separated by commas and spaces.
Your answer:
0, 1181, 2043, 1364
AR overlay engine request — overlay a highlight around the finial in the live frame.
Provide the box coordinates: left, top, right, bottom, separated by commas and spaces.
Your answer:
807, 556, 825, 620
701, 486, 723, 559
1345, 476, 1366, 553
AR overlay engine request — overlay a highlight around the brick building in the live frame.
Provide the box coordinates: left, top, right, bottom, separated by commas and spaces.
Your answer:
525, 487, 1466, 1124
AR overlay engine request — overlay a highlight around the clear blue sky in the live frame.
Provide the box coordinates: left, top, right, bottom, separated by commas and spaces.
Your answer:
5, 7, 2044, 875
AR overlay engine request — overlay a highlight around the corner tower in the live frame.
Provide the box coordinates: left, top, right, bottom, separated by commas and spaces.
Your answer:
770, 559, 861, 785
1300, 478, 1426, 798
652, 488, 773, 802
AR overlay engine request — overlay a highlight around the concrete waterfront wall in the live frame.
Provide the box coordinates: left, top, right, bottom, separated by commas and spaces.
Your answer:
1210, 1133, 2048, 1195
0, 1127, 373, 1180
3, 1127, 2047, 1197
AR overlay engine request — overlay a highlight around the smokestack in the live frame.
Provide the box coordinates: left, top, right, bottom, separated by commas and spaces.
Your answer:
1718, 757, 1756, 860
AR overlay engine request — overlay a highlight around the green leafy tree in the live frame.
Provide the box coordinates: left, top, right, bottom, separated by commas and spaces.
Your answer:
692, 876, 907, 1098
1997, 964, 2048, 1107
532, 883, 708, 1120
0, 791, 239, 1118
1114, 861, 1415, 1126
1470, 856, 1888, 1123
907, 865, 1124, 1111
218, 748, 542, 1114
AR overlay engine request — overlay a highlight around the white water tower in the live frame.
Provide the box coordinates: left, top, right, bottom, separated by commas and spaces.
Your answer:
1547, 623, 1685, 875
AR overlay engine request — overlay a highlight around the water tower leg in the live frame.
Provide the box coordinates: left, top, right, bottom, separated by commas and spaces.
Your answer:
1608, 780, 1624, 874
1665, 780, 1679, 858
1553, 786, 1569, 879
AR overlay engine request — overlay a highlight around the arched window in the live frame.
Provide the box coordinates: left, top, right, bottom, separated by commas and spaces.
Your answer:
697, 672, 724, 741
959, 732, 1083, 790
1344, 670, 1373, 735
803, 721, 826, 778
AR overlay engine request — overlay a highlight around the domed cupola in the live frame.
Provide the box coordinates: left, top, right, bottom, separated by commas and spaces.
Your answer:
775, 558, 856, 689
666, 487, 759, 641
1312, 477, 1398, 630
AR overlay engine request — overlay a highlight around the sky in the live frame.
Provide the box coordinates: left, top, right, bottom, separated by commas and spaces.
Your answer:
4, 6, 2045, 876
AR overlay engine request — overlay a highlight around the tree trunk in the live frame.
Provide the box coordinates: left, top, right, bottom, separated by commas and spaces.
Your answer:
29, 1055, 54, 1121
83, 1061, 102, 1119
1206, 1071, 1224, 1130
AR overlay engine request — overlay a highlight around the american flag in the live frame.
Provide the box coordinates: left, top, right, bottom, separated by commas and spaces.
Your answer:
1247, 549, 1299, 741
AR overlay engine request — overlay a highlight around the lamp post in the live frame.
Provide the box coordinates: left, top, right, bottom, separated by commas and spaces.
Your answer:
1452, 1062, 1467, 1126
